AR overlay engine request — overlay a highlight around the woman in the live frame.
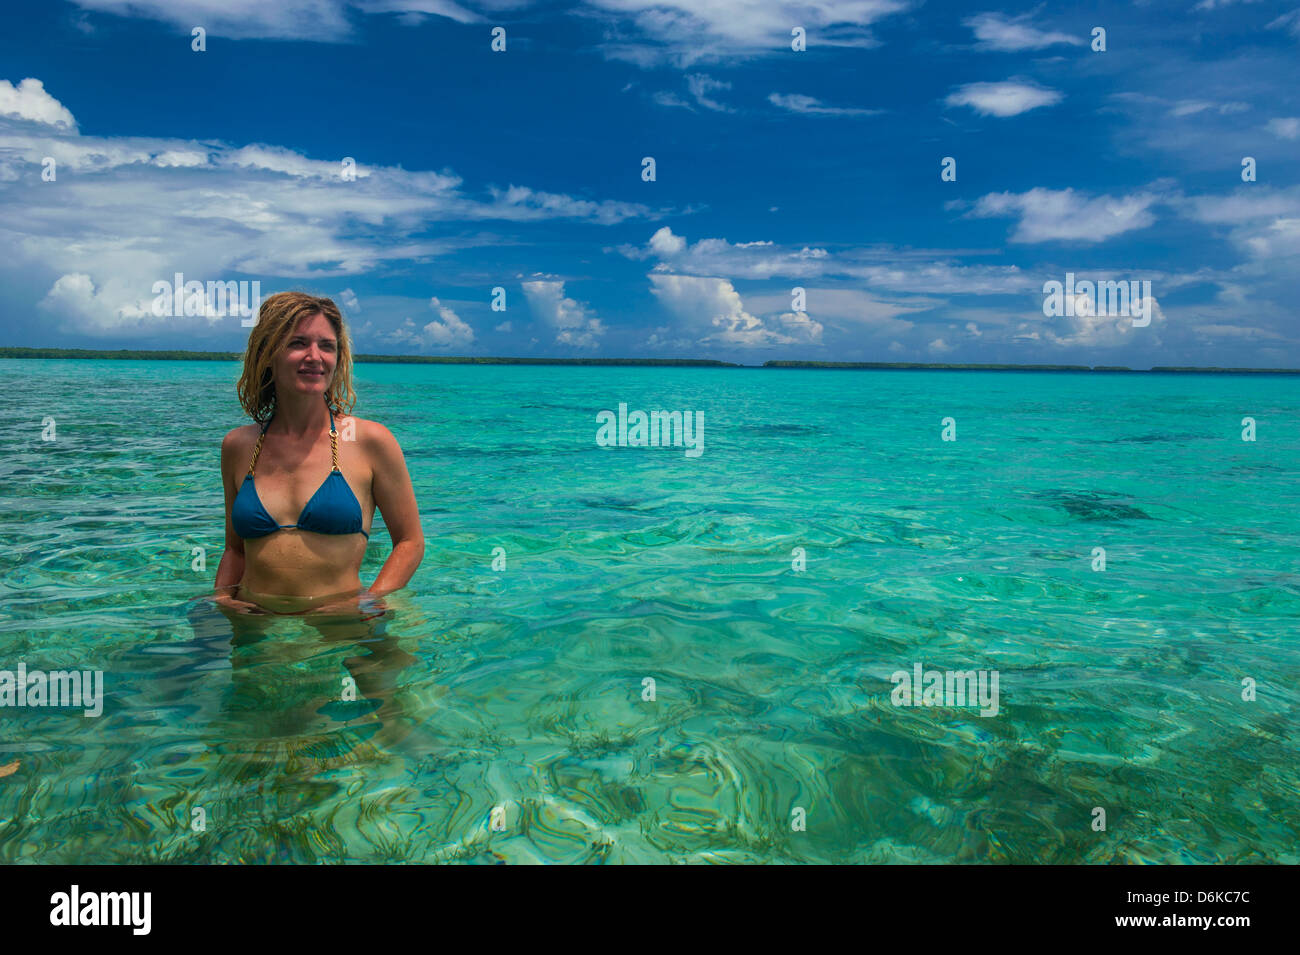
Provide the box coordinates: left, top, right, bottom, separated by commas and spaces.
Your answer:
212, 291, 424, 616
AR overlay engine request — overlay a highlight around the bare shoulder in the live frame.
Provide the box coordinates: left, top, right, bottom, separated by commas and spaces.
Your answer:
221, 422, 261, 457
344, 415, 404, 464
343, 415, 396, 445
219, 423, 261, 486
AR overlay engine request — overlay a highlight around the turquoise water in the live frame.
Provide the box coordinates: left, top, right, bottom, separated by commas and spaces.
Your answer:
1, 358, 1298, 863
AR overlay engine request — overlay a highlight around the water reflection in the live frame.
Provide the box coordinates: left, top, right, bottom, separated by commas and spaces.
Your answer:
178, 597, 421, 764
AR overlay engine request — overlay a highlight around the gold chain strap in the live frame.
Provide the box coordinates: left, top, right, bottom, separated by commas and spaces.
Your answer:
247, 427, 267, 476
330, 422, 340, 472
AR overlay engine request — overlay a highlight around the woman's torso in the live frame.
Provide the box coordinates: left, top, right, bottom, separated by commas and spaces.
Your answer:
229, 415, 374, 599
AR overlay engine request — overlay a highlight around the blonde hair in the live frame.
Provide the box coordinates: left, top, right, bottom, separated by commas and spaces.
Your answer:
236, 291, 357, 422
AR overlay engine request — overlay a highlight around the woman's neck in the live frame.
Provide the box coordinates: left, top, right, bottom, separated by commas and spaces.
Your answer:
271, 394, 330, 438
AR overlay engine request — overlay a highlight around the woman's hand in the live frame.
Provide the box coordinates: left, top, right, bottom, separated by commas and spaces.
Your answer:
311, 591, 389, 620
210, 588, 267, 615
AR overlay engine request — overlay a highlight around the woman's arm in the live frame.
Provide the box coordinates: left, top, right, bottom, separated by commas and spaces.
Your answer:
364, 421, 425, 598
213, 429, 261, 611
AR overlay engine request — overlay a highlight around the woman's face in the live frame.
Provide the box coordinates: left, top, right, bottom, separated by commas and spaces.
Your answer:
275, 312, 338, 402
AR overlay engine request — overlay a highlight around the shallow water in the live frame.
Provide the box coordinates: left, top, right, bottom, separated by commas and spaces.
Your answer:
1, 359, 1298, 863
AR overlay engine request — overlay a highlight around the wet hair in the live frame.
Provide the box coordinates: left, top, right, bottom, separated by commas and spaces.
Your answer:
236, 291, 357, 423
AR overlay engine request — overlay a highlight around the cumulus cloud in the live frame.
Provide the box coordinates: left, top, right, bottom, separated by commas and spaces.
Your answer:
0, 78, 76, 129
967, 187, 1160, 242
647, 273, 821, 347
1040, 292, 1166, 349
945, 79, 1062, 117
423, 296, 475, 346
648, 226, 687, 257
616, 226, 831, 279
384, 298, 475, 349
521, 280, 605, 348
38, 272, 202, 335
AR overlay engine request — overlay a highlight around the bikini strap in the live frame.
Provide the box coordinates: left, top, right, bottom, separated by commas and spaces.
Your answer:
328, 407, 340, 473
247, 416, 273, 476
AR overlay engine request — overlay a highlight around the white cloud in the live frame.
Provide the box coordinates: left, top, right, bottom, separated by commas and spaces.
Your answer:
647, 273, 820, 347
70, 0, 910, 64
423, 296, 475, 347
964, 12, 1081, 51
767, 93, 882, 116
521, 280, 605, 348
339, 288, 359, 311
588, 0, 909, 68
383, 298, 475, 349
0, 78, 76, 129
620, 227, 1041, 303
968, 187, 1159, 242
71, 0, 363, 42
1040, 293, 1166, 349
843, 259, 1034, 294
945, 79, 1062, 117
643, 325, 694, 350
1197, 0, 1262, 9
1265, 117, 1300, 140
1179, 186, 1300, 262
652, 91, 694, 110
1241, 217, 1300, 260
38, 272, 199, 335
686, 74, 734, 112
1170, 100, 1249, 117
494, 320, 513, 332
648, 226, 687, 257
618, 227, 831, 278
1181, 186, 1300, 224
1268, 9, 1300, 36
743, 287, 927, 336
0, 79, 655, 334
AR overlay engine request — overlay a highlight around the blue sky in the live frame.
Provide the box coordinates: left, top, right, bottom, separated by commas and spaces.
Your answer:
0, 0, 1297, 366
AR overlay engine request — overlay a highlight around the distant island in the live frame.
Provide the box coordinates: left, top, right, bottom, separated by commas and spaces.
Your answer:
764, 361, 1300, 373
0, 347, 1296, 373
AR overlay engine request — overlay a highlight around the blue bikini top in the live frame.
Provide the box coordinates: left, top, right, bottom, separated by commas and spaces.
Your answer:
231, 406, 368, 540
